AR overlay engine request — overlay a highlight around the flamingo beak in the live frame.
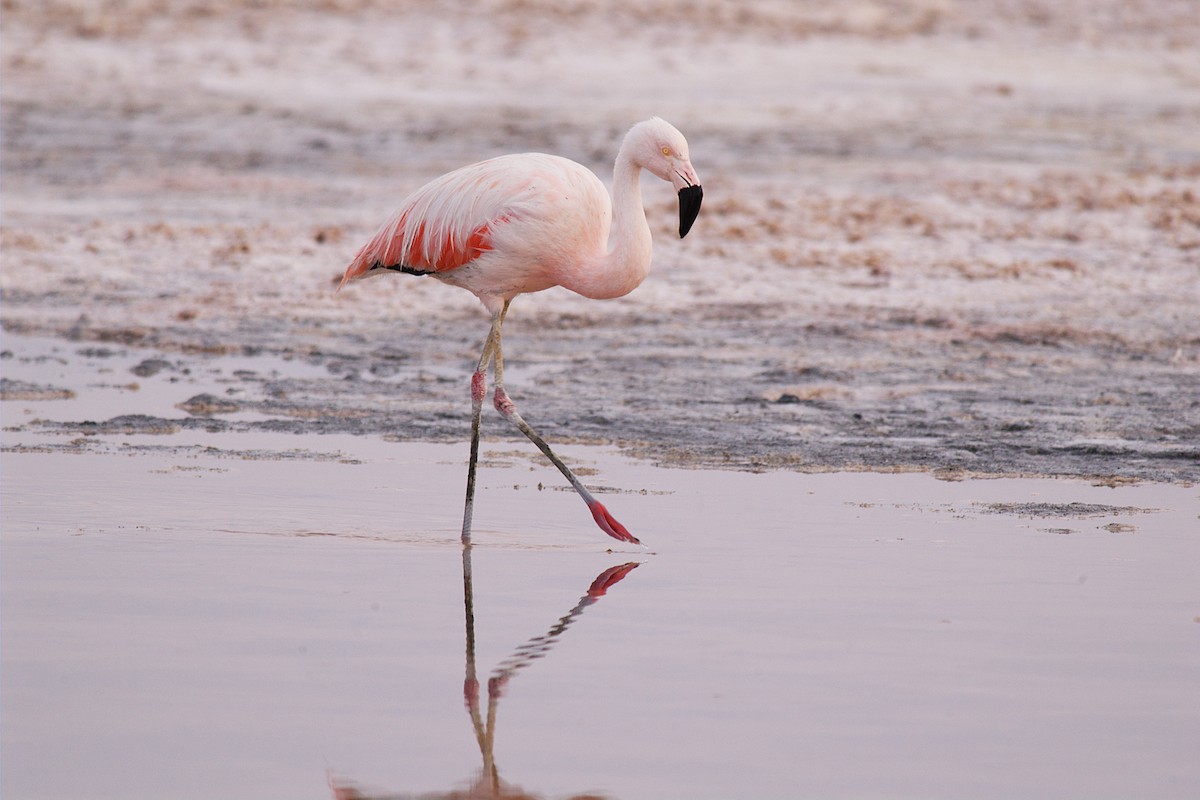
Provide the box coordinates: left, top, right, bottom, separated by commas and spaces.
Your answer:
678, 184, 703, 238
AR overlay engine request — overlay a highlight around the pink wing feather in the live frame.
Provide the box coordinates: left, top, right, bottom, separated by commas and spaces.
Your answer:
339, 157, 528, 289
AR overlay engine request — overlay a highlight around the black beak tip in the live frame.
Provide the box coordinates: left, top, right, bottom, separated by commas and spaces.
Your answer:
678, 184, 703, 238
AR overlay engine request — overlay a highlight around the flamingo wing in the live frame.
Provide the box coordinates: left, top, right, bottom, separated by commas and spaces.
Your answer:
340, 156, 543, 288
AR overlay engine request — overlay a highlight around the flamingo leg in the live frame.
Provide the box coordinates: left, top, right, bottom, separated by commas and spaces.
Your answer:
490, 310, 640, 545
461, 311, 502, 545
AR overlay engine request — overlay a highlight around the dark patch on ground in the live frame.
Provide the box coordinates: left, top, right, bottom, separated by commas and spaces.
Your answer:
979, 502, 1160, 518
0, 378, 75, 402
4, 318, 1198, 483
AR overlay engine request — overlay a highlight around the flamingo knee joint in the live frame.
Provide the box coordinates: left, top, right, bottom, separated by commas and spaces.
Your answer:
493, 388, 516, 418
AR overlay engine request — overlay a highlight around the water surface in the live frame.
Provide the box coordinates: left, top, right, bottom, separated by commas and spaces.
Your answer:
4, 437, 1197, 799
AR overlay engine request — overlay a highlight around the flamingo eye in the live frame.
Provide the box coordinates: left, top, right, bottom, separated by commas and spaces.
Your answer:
661, 146, 672, 157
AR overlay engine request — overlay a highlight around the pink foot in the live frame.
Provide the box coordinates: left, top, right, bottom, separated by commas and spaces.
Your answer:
588, 500, 641, 545
586, 562, 641, 598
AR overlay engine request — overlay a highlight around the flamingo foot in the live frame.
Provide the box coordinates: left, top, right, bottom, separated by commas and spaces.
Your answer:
587, 500, 641, 545
586, 562, 641, 598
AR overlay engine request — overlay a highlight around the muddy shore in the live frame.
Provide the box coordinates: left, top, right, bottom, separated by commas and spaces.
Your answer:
3, 0, 1198, 482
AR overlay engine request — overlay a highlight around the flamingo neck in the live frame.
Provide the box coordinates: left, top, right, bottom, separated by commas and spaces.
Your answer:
574, 152, 652, 300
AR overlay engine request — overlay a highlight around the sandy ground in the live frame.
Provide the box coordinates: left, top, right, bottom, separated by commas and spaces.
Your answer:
3, 1, 1200, 480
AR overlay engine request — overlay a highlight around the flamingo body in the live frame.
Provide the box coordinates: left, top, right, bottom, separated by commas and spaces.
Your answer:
340, 118, 702, 544
342, 153, 612, 311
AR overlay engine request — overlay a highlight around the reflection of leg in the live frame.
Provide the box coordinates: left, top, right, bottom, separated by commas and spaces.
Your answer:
491, 317, 640, 545
489, 561, 641, 695
483, 687, 500, 791
461, 313, 501, 545
462, 547, 478, 702
461, 546, 499, 791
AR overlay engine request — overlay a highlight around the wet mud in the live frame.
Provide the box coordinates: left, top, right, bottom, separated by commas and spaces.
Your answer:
3, 0, 1199, 482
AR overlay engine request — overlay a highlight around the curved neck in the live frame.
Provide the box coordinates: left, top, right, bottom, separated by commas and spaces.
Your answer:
610, 155, 653, 269
573, 151, 653, 300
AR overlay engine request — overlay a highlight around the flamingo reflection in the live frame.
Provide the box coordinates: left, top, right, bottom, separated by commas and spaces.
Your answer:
332, 552, 641, 800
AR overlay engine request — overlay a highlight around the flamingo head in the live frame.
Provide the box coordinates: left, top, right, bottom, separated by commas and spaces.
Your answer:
626, 117, 704, 238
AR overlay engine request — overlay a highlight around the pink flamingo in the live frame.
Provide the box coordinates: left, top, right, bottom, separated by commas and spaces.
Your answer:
339, 118, 702, 546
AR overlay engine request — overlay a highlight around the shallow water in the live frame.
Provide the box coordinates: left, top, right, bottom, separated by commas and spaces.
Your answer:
4, 431, 1198, 799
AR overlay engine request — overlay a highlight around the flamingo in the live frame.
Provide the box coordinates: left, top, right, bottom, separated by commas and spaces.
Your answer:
339, 117, 703, 546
